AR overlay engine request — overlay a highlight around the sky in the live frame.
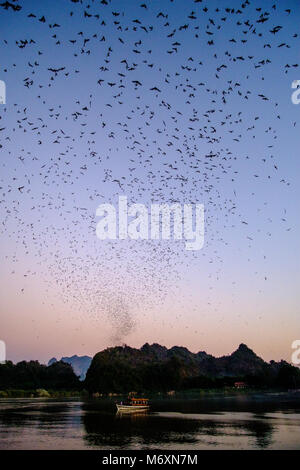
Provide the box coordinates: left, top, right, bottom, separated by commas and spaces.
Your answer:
0, 0, 299, 364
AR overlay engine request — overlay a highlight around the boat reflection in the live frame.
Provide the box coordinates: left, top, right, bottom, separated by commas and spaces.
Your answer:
116, 410, 149, 420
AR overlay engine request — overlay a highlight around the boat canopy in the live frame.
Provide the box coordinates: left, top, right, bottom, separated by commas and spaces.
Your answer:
130, 398, 149, 403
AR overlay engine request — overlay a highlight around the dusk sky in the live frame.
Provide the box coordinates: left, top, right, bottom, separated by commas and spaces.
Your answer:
0, 0, 299, 364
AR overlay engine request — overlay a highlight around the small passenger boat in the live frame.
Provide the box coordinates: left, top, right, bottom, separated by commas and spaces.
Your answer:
116, 397, 149, 412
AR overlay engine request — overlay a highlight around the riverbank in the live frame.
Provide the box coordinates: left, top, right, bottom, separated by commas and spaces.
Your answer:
1, 387, 299, 399
0, 389, 83, 398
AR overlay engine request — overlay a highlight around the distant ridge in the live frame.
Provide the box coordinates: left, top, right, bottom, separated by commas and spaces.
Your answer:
48, 355, 92, 380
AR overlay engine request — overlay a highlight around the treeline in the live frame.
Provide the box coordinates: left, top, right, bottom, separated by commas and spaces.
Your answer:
0, 360, 81, 391
84, 355, 300, 394
184, 364, 300, 390
1, 351, 300, 395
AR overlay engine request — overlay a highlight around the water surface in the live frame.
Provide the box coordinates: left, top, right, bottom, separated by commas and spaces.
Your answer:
0, 393, 299, 449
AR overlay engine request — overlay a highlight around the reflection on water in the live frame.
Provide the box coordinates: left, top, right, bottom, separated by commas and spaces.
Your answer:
82, 409, 274, 449
0, 395, 299, 449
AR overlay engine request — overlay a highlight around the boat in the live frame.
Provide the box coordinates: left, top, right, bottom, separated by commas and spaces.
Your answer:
116, 397, 149, 413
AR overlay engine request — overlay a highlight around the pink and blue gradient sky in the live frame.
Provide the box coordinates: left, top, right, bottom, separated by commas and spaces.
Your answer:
0, 0, 299, 364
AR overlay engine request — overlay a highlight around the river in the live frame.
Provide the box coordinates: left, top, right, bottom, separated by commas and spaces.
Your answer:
0, 393, 299, 449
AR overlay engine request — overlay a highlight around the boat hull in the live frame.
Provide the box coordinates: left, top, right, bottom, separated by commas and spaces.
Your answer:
116, 404, 149, 413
